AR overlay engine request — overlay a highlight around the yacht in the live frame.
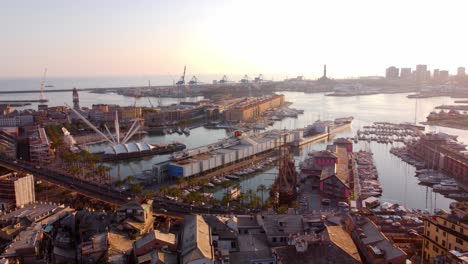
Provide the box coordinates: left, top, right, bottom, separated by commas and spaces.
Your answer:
433, 181, 459, 193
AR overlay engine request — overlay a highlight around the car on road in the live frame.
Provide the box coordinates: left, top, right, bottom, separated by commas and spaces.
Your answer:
321, 198, 331, 205
338, 202, 349, 208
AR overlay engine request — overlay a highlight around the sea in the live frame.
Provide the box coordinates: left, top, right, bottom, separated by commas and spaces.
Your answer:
1, 77, 467, 211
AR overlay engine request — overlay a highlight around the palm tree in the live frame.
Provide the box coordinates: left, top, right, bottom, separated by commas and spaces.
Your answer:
126, 175, 134, 184
177, 177, 186, 188
160, 185, 169, 196
257, 184, 267, 207
130, 183, 143, 195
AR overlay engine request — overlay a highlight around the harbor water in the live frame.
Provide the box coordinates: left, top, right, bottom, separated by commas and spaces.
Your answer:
2, 81, 467, 210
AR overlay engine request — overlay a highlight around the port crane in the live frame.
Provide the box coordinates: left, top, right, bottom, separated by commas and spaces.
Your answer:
219, 75, 235, 84
240, 75, 250, 84
254, 74, 265, 83
176, 66, 186, 86
188, 76, 204, 85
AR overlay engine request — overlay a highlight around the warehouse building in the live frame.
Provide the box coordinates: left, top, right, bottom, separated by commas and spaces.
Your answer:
165, 130, 294, 179
224, 94, 285, 122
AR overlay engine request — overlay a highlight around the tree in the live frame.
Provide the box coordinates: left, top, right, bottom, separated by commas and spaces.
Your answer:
142, 190, 155, 199
221, 193, 231, 206
130, 184, 143, 194
69, 165, 82, 179
277, 205, 288, 214
184, 192, 203, 204
177, 177, 186, 188
167, 187, 182, 198
126, 175, 134, 184
257, 184, 267, 207
160, 185, 169, 196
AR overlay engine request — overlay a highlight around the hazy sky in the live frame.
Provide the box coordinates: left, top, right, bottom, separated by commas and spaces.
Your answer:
1, 0, 467, 78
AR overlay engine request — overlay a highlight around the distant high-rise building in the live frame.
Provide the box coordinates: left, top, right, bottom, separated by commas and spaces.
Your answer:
415, 64, 428, 82
439, 70, 449, 83
457, 67, 466, 77
73, 87, 80, 110
400, 68, 412, 79
433, 69, 440, 81
385, 66, 399, 79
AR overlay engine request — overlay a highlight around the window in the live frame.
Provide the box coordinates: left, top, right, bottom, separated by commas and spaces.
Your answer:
427, 231, 431, 237
435, 236, 438, 243
449, 243, 452, 250
272, 237, 277, 243
442, 240, 445, 247
444, 220, 447, 226
452, 224, 456, 229
455, 238, 464, 245
436, 227, 439, 232
460, 228, 464, 234
442, 231, 446, 237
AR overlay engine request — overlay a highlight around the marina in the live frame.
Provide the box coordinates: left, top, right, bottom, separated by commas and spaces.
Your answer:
1, 86, 467, 210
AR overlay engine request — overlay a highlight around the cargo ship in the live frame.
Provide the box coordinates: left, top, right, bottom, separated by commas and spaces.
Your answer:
293, 117, 353, 146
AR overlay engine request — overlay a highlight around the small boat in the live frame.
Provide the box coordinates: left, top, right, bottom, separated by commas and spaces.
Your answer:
433, 181, 460, 193
183, 127, 190, 135
167, 128, 173, 134
176, 127, 183, 135
206, 183, 215, 188
446, 193, 468, 201
226, 175, 240, 181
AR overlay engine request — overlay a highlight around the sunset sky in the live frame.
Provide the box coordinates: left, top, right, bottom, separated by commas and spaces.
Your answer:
1, 0, 467, 78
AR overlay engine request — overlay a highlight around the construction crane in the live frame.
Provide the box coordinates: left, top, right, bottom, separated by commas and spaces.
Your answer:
176, 66, 186, 85
240, 75, 249, 84
147, 80, 155, 108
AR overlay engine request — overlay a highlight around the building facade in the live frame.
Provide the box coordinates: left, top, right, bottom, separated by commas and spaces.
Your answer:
421, 203, 468, 264
224, 95, 285, 122
385, 67, 400, 79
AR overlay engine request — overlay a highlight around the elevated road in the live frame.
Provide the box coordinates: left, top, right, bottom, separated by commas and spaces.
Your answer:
0, 157, 241, 215
0, 157, 128, 206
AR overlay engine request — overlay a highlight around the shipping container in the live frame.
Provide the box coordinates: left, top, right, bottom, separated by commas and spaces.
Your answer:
201, 159, 210, 171
215, 155, 223, 167
192, 161, 201, 175
209, 156, 216, 169
247, 146, 254, 157
183, 163, 193, 177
